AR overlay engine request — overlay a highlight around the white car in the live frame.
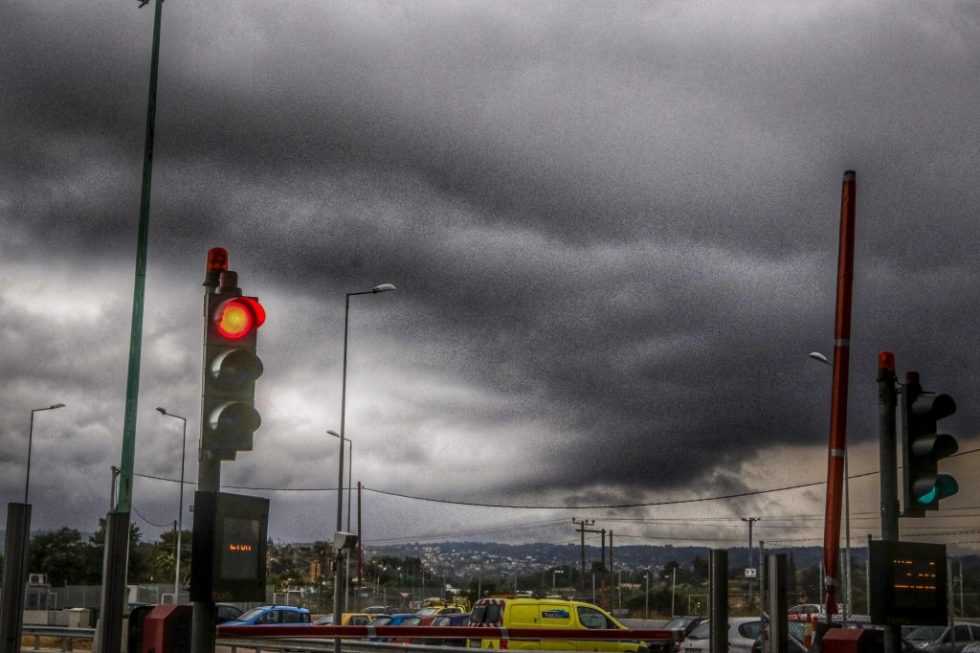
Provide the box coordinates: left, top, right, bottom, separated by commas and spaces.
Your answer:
681, 618, 765, 653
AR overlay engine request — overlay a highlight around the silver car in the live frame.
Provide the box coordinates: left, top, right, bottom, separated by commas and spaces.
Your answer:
682, 618, 764, 653
905, 624, 980, 653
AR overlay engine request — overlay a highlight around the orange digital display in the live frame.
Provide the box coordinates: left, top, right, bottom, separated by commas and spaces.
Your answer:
870, 540, 947, 626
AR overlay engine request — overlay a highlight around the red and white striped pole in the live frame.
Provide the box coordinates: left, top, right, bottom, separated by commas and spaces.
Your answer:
821, 170, 857, 622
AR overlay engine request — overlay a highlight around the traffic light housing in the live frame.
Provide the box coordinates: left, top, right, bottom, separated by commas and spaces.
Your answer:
901, 372, 958, 517
202, 276, 265, 459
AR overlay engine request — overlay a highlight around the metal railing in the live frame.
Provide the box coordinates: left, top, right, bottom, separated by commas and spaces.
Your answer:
21, 625, 96, 651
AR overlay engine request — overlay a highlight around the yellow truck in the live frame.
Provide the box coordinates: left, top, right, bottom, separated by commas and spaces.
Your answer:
468, 598, 648, 653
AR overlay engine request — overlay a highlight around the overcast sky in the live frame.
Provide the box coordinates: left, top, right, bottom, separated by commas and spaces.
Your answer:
3, 1, 980, 555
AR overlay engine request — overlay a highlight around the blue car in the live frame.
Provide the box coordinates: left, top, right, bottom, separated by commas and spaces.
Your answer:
369, 613, 422, 642
220, 605, 311, 627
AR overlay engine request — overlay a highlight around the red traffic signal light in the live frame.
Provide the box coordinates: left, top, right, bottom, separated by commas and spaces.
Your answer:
203, 291, 265, 457
213, 297, 265, 340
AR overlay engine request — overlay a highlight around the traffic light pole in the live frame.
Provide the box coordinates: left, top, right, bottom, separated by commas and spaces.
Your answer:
877, 352, 900, 653
877, 354, 899, 541
192, 259, 224, 653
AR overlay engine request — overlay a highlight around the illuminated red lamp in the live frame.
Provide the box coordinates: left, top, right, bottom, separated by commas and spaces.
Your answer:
215, 298, 266, 340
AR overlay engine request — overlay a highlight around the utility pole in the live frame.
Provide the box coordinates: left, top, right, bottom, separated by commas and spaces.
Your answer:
572, 518, 594, 591
741, 517, 760, 608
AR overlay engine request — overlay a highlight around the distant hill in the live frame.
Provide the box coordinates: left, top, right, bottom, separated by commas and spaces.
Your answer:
365, 541, 851, 577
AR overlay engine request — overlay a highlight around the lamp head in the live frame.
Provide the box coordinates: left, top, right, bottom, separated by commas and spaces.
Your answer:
808, 352, 831, 366
333, 531, 359, 552
156, 407, 167, 415
372, 283, 396, 293
50, 403, 66, 410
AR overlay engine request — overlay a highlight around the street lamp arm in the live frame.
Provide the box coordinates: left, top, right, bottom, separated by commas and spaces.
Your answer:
157, 406, 188, 601
26, 402, 65, 505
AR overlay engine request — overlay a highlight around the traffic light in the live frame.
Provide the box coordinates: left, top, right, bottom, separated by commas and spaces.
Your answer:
901, 371, 958, 517
202, 271, 265, 458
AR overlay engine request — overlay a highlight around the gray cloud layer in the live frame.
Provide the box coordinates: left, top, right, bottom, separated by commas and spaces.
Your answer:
3, 1, 979, 546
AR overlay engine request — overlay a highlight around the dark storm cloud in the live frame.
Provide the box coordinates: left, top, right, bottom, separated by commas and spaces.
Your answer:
3, 1, 980, 543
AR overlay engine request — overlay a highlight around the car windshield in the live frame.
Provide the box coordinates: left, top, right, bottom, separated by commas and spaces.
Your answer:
373, 617, 392, 626
689, 622, 710, 639
236, 607, 269, 623
665, 617, 695, 630
908, 627, 947, 642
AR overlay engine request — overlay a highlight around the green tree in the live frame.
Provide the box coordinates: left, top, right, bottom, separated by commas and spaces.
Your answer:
89, 519, 150, 582
29, 528, 93, 586
690, 556, 709, 583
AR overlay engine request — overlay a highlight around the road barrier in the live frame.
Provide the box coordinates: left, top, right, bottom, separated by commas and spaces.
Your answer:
217, 624, 685, 643
21, 625, 96, 651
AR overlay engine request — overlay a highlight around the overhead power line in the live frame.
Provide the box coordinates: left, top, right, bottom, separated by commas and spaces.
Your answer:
131, 444, 980, 512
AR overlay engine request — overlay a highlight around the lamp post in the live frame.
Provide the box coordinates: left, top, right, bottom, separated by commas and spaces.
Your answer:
327, 429, 354, 611
645, 571, 650, 620
809, 351, 851, 623
2, 402, 65, 653
26, 403, 66, 505
552, 569, 565, 592
333, 283, 396, 651
156, 407, 187, 602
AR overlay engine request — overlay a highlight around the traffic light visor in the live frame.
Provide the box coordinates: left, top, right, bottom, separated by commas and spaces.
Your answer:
214, 298, 265, 339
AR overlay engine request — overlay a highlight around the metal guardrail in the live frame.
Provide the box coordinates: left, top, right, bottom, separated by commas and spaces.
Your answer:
21, 625, 96, 651
216, 626, 683, 653
217, 625, 682, 642
218, 638, 453, 653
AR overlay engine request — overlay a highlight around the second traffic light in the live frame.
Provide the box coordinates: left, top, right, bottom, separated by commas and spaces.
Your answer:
203, 275, 265, 458
901, 371, 958, 517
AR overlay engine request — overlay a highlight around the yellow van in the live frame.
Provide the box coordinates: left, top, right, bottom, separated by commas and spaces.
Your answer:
468, 598, 648, 653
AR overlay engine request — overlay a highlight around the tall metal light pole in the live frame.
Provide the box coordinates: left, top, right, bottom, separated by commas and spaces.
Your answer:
552, 569, 565, 592
645, 571, 650, 620
156, 407, 187, 602
99, 2, 167, 650
327, 429, 354, 611
333, 283, 396, 652
25, 404, 66, 505
0, 403, 65, 653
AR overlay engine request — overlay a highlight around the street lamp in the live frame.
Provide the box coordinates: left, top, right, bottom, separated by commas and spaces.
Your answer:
552, 569, 565, 592
333, 283, 396, 648
325, 430, 354, 531
26, 403, 66, 505
644, 571, 650, 620
156, 407, 187, 602
327, 429, 354, 612
808, 351, 851, 623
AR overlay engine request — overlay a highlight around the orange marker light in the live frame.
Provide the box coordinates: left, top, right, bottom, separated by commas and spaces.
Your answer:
207, 247, 229, 273
878, 351, 895, 374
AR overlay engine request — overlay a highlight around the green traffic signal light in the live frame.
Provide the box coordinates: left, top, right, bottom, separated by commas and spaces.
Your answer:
902, 372, 958, 516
